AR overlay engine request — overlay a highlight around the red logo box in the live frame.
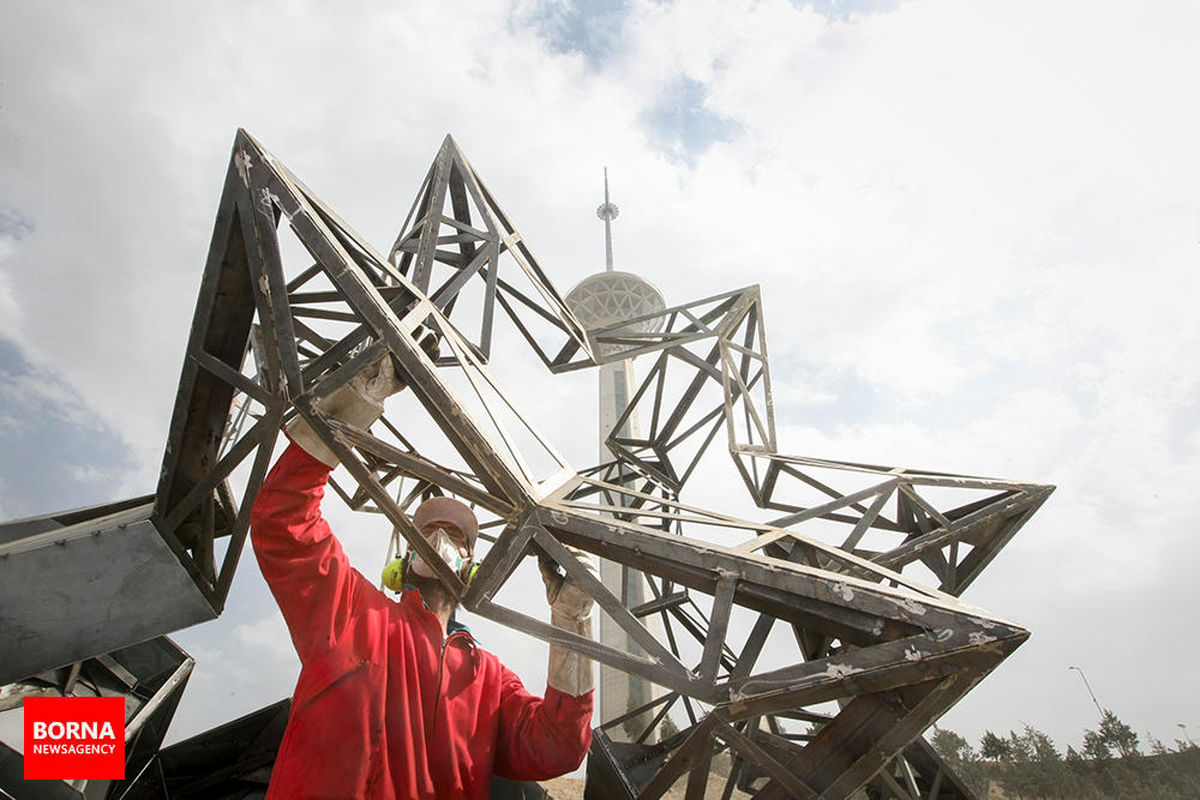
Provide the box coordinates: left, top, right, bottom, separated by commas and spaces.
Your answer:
24, 696, 125, 780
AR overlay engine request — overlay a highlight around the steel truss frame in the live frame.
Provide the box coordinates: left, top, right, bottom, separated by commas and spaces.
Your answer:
160, 130, 1051, 799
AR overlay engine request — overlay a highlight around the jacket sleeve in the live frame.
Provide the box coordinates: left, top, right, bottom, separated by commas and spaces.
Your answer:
249, 440, 373, 664
492, 666, 594, 781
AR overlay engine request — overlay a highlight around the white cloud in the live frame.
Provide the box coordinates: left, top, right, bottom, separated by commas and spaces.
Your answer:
0, 364, 103, 434
581, 0, 1200, 416
65, 465, 108, 484
3, 0, 1199, 761
0, 243, 20, 343
234, 616, 301, 667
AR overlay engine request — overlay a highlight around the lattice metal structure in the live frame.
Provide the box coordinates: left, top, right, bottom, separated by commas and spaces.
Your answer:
0, 130, 1050, 798
143, 130, 1051, 799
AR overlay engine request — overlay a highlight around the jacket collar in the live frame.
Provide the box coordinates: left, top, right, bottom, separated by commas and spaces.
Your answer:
400, 586, 474, 639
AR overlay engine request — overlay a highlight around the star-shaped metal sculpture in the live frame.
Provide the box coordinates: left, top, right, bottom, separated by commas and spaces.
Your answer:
165, 131, 1050, 798
1, 130, 1051, 799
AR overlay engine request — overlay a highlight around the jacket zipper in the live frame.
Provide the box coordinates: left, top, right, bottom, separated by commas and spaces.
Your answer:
431, 636, 450, 731
429, 632, 477, 738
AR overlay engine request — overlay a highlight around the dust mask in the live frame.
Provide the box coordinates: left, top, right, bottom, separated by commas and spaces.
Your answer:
410, 527, 468, 577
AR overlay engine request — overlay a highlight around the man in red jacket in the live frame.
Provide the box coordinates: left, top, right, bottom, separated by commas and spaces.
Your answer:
250, 352, 595, 799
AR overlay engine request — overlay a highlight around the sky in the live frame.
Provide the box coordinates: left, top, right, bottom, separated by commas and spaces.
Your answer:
2, 0, 1199, 764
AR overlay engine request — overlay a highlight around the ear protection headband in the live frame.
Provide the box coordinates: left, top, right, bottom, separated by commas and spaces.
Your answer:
381, 549, 480, 593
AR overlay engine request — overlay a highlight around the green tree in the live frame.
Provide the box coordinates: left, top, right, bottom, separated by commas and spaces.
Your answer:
1026, 725, 1061, 762
1083, 728, 1112, 760
931, 727, 974, 763
1100, 710, 1140, 758
1083, 709, 1140, 760
980, 730, 1011, 760
998, 725, 1071, 799
929, 727, 988, 796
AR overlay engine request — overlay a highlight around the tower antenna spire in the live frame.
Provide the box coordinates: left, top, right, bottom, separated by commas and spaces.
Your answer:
569, 169, 665, 730
597, 167, 619, 272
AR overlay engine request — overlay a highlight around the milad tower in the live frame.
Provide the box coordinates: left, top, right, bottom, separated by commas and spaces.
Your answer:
565, 171, 666, 734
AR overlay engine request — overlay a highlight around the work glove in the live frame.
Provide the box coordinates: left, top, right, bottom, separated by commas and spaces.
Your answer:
287, 328, 441, 467
539, 546, 597, 697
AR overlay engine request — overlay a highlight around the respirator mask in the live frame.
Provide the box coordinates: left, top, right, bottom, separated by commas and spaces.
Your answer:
409, 527, 470, 579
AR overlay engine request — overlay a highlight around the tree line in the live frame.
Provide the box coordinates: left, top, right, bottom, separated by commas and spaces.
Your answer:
929, 710, 1200, 799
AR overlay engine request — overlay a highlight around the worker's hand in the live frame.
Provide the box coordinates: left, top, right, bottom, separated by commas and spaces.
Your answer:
286, 347, 406, 467
539, 546, 596, 621
329, 322, 442, 416
327, 350, 405, 423
541, 545, 596, 697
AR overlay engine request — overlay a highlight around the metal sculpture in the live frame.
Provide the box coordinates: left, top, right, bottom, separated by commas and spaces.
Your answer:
0, 129, 1050, 799
168, 130, 1050, 798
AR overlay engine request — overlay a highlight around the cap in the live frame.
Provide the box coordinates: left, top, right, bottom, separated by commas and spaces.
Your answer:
413, 496, 478, 547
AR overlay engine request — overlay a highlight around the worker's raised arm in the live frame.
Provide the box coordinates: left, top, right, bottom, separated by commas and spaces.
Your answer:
492, 665, 594, 781
249, 351, 406, 663
492, 550, 598, 779
250, 441, 368, 663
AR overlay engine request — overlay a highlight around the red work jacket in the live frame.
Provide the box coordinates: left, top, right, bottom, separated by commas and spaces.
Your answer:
249, 443, 593, 799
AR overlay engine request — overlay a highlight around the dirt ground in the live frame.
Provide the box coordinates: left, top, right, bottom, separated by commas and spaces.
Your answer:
539, 776, 585, 800
540, 773, 756, 800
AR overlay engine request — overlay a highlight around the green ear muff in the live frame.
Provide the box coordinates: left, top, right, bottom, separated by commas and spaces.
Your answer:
385, 552, 476, 591
382, 556, 408, 592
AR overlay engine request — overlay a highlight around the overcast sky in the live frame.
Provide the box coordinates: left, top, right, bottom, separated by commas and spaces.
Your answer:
3, 0, 1198, 760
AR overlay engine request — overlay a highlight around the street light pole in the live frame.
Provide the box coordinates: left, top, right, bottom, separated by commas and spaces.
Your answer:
1068, 665, 1105, 717
1179, 723, 1195, 747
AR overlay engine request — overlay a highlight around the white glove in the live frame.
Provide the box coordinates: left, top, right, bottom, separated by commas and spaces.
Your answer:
286, 350, 406, 467
540, 547, 597, 696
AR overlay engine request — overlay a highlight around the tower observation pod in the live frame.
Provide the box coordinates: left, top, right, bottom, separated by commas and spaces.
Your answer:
565, 170, 667, 739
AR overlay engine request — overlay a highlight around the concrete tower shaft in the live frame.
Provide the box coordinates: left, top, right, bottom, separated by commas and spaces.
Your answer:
565, 172, 667, 739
